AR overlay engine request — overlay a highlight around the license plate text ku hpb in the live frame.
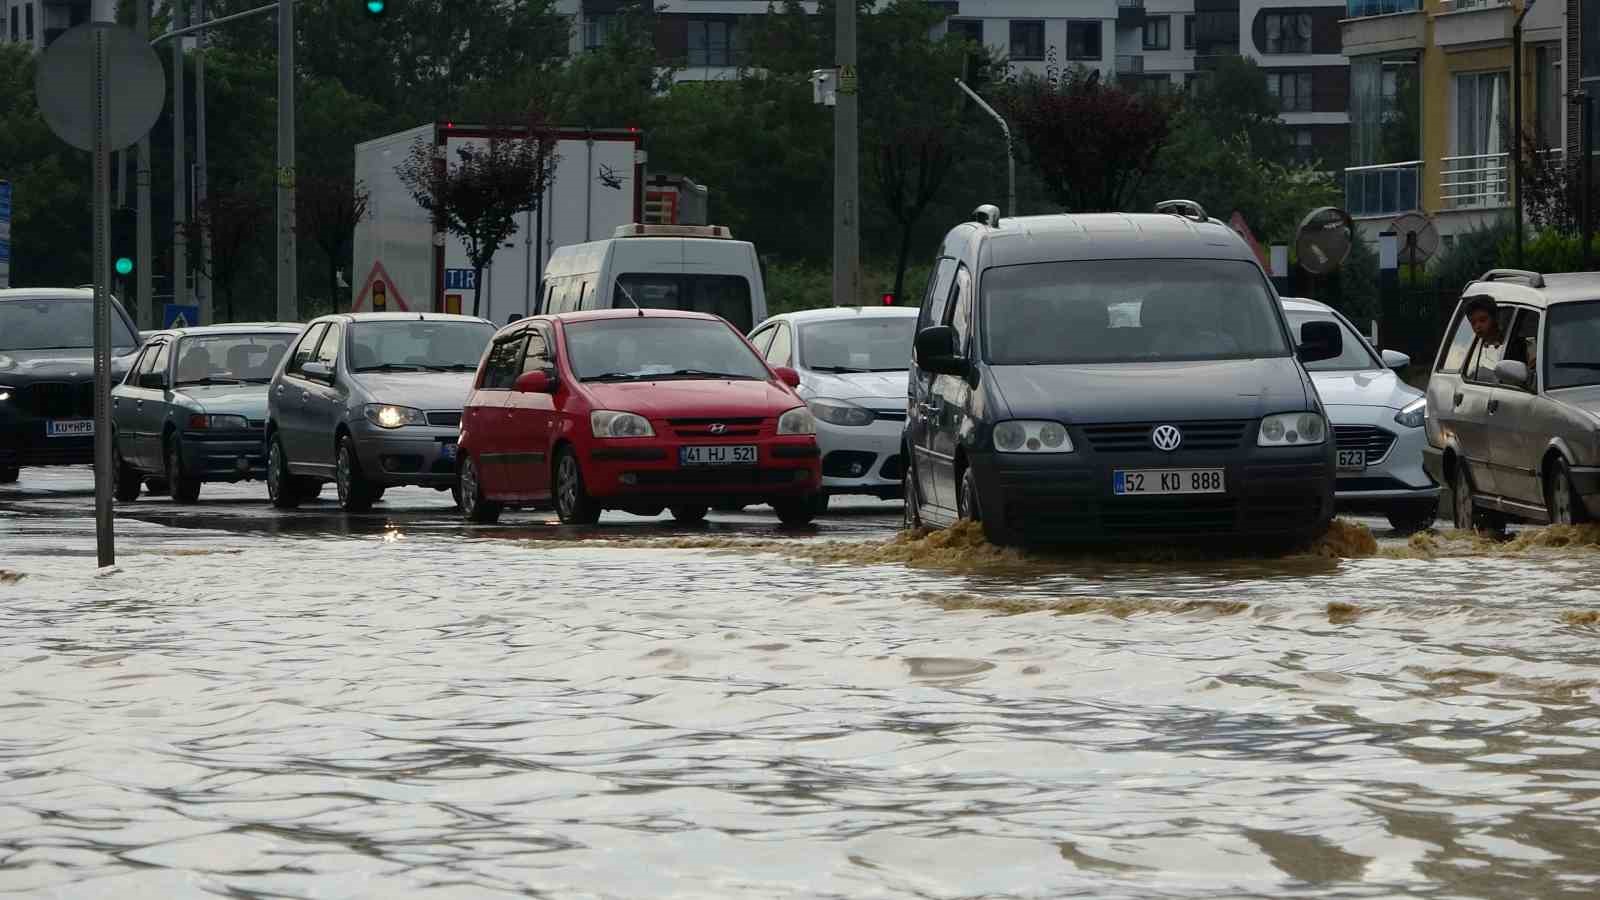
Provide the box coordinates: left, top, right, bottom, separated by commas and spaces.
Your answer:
1114, 468, 1225, 496
680, 444, 757, 467
46, 419, 94, 438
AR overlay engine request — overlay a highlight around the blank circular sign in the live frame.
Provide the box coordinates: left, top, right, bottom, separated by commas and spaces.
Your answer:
35, 23, 165, 152
1294, 207, 1355, 276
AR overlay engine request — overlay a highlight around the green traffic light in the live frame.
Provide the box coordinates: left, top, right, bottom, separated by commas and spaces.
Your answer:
365, 0, 385, 12
115, 257, 133, 276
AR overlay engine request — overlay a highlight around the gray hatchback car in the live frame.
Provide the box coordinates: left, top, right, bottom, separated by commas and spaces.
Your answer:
1424, 269, 1600, 530
266, 312, 496, 511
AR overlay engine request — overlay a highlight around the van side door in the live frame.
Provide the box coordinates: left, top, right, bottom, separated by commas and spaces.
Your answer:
908, 258, 957, 515
927, 263, 976, 514
1486, 307, 1547, 507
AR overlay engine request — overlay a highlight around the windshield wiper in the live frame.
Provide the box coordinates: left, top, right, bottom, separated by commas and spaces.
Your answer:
415, 363, 479, 372
665, 368, 758, 380
354, 363, 423, 372
176, 377, 245, 386
811, 365, 870, 374
582, 371, 646, 382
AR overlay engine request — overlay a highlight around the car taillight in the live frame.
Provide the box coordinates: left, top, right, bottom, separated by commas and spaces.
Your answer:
188, 414, 208, 429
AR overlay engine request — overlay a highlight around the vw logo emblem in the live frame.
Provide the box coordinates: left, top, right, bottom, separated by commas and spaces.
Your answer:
1151, 425, 1183, 452
707, 423, 728, 435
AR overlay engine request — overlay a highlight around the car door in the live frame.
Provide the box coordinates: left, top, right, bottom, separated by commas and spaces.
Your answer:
506, 325, 558, 498
909, 258, 957, 514
1453, 305, 1516, 496
926, 263, 975, 515
301, 321, 347, 474
472, 330, 525, 495
1485, 307, 1546, 506
132, 339, 172, 470
276, 322, 328, 465
112, 342, 156, 470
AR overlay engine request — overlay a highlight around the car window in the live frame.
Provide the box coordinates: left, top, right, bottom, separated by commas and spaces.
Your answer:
0, 297, 137, 351
1545, 301, 1600, 390
1504, 309, 1541, 391
949, 265, 974, 353
313, 322, 343, 369
979, 259, 1290, 364
563, 317, 771, 382
480, 333, 526, 390
748, 326, 775, 357
765, 322, 793, 367
522, 327, 554, 374
1436, 308, 1476, 373
612, 274, 755, 332
1465, 306, 1517, 384
1284, 310, 1381, 371
146, 341, 172, 387
123, 345, 150, 385
348, 320, 496, 372
175, 333, 295, 386
286, 324, 328, 377
918, 258, 957, 331
800, 317, 917, 372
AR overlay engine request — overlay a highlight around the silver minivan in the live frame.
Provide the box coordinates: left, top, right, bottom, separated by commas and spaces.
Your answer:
1423, 269, 1600, 530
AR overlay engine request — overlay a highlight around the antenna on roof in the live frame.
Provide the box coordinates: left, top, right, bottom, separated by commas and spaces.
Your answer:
616, 282, 644, 316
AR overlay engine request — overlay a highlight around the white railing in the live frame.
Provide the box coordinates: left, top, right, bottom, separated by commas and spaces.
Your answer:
1440, 152, 1510, 209
1345, 160, 1422, 217
1436, 0, 1508, 12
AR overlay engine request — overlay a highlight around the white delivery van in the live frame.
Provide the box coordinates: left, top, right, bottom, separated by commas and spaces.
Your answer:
537, 224, 768, 333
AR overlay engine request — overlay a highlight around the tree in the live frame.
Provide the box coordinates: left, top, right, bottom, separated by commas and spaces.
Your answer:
1001, 65, 1175, 212
394, 108, 559, 317
297, 176, 371, 314
187, 191, 272, 322
1186, 55, 1290, 164
0, 45, 92, 289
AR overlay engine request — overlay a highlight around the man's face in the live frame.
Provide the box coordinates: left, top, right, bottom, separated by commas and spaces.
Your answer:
1468, 309, 1497, 339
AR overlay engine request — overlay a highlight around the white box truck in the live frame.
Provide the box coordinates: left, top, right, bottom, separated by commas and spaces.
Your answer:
351, 122, 644, 324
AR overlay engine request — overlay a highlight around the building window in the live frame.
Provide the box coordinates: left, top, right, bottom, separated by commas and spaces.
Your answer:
9, 6, 17, 43
687, 19, 735, 67
1263, 12, 1311, 54
1066, 21, 1102, 60
1143, 17, 1170, 51
1294, 128, 1315, 163
25, 1, 34, 42
1009, 20, 1044, 61
948, 18, 983, 44
1184, 15, 1195, 49
1266, 70, 1314, 112
582, 14, 614, 51
1535, 44, 1562, 146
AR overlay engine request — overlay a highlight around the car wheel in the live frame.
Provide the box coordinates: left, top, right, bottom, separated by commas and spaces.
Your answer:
335, 436, 379, 513
1452, 464, 1504, 535
267, 434, 302, 509
0, 465, 19, 485
553, 448, 601, 525
772, 498, 815, 527
113, 444, 142, 502
809, 493, 831, 516
957, 468, 981, 522
166, 439, 202, 504
670, 504, 709, 524
1386, 500, 1437, 535
1547, 458, 1588, 526
902, 454, 924, 531
459, 453, 502, 524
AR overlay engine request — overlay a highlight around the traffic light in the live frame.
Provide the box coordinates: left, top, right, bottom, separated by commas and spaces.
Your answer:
110, 207, 136, 279
363, 0, 387, 16
881, 292, 895, 305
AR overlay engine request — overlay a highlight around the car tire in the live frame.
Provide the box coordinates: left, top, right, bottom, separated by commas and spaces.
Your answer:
145, 477, 168, 494
957, 468, 981, 522
902, 453, 924, 531
1452, 464, 1504, 535
1546, 457, 1589, 526
267, 434, 303, 509
772, 498, 815, 527
458, 453, 502, 524
809, 493, 831, 516
166, 439, 202, 504
1386, 500, 1437, 535
335, 436, 379, 513
553, 448, 601, 525
670, 504, 708, 524
0, 465, 19, 484
113, 444, 142, 502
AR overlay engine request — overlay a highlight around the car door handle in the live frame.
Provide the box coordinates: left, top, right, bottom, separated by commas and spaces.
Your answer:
1488, 398, 1499, 414
1453, 392, 1464, 408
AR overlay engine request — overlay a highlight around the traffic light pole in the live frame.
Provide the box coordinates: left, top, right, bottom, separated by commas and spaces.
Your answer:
195, 0, 213, 325
171, 1, 187, 319
832, 0, 859, 307
136, 0, 153, 330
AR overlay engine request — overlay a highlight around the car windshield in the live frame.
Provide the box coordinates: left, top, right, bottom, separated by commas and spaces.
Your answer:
0, 298, 136, 351
1545, 300, 1600, 390
981, 259, 1291, 365
612, 274, 755, 332
564, 317, 770, 382
174, 333, 296, 386
799, 317, 916, 372
348, 320, 495, 372
1284, 310, 1380, 371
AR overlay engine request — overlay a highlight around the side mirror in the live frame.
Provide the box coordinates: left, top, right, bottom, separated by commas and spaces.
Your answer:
1297, 320, 1343, 364
514, 370, 555, 394
773, 366, 802, 389
1493, 359, 1532, 389
1380, 349, 1411, 370
301, 361, 333, 382
139, 372, 166, 390
915, 325, 969, 376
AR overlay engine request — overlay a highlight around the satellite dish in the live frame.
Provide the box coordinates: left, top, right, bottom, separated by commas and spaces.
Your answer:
1295, 207, 1354, 276
1389, 212, 1440, 266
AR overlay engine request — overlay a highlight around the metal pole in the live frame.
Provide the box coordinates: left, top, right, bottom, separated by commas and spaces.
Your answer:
92, 6, 115, 566
1512, 2, 1531, 267
1584, 94, 1595, 271
523, 207, 533, 317
171, 3, 187, 319
151, 1, 278, 43
833, 0, 859, 305
136, 0, 154, 330
277, 0, 297, 321
195, 0, 213, 323
534, 193, 544, 312
955, 78, 1015, 218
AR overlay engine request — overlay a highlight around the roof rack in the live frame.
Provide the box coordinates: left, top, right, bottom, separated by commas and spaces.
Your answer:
612, 223, 732, 239
1154, 199, 1209, 222
1480, 268, 1545, 288
972, 204, 1001, 227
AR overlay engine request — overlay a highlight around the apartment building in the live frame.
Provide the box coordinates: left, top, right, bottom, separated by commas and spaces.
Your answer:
1342, 0, 1564, 241
4, 0, 89, 50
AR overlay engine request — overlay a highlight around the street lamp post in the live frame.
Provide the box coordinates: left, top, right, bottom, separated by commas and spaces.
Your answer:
1511, 0, 1536, 267
955, 78, 1015, 219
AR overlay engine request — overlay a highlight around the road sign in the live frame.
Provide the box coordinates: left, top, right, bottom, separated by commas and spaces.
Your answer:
163, 303, 199, 329
35, 23, 165, 152
444, 268, 477, 291
0, 180, 10, 289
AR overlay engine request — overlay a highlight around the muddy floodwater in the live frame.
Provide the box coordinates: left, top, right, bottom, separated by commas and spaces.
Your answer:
4, 470, 1600, 898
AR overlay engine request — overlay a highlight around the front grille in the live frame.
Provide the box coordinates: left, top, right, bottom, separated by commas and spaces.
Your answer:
18, 382, 94, 419
873, 410, 907, 422
1080, 420, 1251, 453
426, 411, 462, 428
667, 417, 764, 426
1334, 425, 1396, 463
669, 416, 765, 438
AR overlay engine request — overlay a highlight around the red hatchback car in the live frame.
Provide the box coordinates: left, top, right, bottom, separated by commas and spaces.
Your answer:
455, 309, 823, 525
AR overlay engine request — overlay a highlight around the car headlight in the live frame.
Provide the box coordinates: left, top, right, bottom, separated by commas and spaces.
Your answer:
590, 410, 655, 438
807, 398, 876, 427
0, 384, 13, 402
993, 420, 1074, 453
1394, 398, 1426, 429
363, 404, 427, 429
207, 414, 251, 431
1258, 412, 1326, 447
777, 406, 817, 435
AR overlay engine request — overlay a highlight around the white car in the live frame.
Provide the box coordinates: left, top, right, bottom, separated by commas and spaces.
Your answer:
1282, 297, 1440, 533
748, 307, 918, 510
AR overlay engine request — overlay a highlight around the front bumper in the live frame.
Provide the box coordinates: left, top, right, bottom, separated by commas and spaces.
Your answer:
180, 430, 267, 482
351, 422, 461, 487
0, 410, 96, 469
583, 436, 821, 505
1327, 409, 1438, 508
816, 415, 904, 497
969, 442, 1335, 544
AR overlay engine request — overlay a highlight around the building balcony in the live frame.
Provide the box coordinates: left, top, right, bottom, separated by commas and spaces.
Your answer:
1432, 0, 1513, 50
1118, 0, 1147, 26
1116, 54, 1145, 74
1440, 152, 1510, 209
1341, 0, 1424, 54
1345, 160, 1421, 217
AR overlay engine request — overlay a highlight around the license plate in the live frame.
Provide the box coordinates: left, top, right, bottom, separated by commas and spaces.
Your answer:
440, 441, 458, 461
1337, 449, 1366, 472
680, 444, 757, 467
46, 419, 94, 438
1114, 468, 1225, 495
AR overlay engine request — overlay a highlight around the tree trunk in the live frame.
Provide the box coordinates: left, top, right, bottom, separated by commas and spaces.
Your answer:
892, 219, 915, 307
472, 265, 486, 317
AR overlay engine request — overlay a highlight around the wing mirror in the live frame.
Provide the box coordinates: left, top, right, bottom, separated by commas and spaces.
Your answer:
1297, 321, 1343, 364
514, 370, 555, 394
1493, 359, 1532, 389
772, 366, 801, 389
1380, 349, 1411, 370
915, 325, 969, 376
301, 361, 333, 382
138, 372, 166, 389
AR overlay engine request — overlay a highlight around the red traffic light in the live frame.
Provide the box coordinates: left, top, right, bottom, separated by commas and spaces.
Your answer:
881, 292, 895, 305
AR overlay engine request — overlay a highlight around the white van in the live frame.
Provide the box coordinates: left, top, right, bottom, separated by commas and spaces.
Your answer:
536, 224, 769, 333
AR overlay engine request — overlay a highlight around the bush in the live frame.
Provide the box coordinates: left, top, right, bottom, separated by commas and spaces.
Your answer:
1429, 217, 1512, 292
762, 259, 931, 317
1496, 228, 1600, 274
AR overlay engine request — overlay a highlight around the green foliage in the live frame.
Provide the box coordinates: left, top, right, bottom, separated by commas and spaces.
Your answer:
1186, 56, 1289, 164
1430, 217, 1513, 292
1496, 228, 1600, 274
1323, 233, 1379, 324
763, 259, 931, 315
0, 44, 90, 289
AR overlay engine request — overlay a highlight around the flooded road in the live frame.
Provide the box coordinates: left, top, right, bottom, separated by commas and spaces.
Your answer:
4, 468, 1600, 898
